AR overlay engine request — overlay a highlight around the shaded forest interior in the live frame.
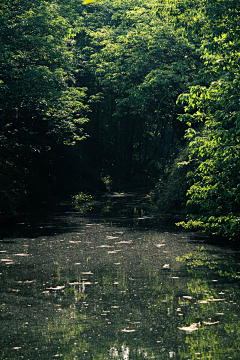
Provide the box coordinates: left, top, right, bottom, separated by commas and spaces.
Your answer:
1, 0, 240, 238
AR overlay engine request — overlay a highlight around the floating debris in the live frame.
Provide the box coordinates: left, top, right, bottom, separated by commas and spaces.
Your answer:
14, 253, 29, 256
47, 286, 65, 291
69, 282, 82, 285
115, 241, 132, 244
1, 259, 13, 262
203, 321, 219, 325
163, 264, 170, 268
179, 323, 199, 332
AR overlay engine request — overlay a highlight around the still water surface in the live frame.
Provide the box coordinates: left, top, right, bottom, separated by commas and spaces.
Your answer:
0, 192, 240, 359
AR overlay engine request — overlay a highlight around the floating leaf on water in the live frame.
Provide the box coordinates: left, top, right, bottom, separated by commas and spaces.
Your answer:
121, 329, 136, 332
1, 259, 13, 262
179, 323, 199, 332
14, 253, 29, 256
163, 264, 170, 268
47, 286, 65, 290
203, 321, 219, 325
115, 241, 132, 244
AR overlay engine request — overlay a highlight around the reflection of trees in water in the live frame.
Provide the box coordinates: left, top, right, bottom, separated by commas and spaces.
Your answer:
1, 234, 239, 359
176, 247, 240, 359
25, 263, 184, 359
29, 253, 239, 359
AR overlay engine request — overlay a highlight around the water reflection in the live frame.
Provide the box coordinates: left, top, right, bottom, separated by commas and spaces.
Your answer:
0, 193, 240, 359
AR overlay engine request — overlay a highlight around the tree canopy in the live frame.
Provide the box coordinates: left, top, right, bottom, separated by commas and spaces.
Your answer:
1, 0, 240, 239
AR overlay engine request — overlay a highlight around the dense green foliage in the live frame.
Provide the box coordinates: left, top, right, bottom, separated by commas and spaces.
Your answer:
0, 0, 197, 217
169, 0, 240, 237
76, 0, 198, 184
0, 0, 89, 215
1, 0, 240, 239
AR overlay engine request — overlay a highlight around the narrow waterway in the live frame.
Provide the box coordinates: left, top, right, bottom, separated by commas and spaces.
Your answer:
0, 192, 240, 359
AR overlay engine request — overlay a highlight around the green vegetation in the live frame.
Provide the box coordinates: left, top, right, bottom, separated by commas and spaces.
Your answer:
1, 0, 240, 239
170, 0, 240, 238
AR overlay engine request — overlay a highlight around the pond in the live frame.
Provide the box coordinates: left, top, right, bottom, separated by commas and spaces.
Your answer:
0, 192, 240, 359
